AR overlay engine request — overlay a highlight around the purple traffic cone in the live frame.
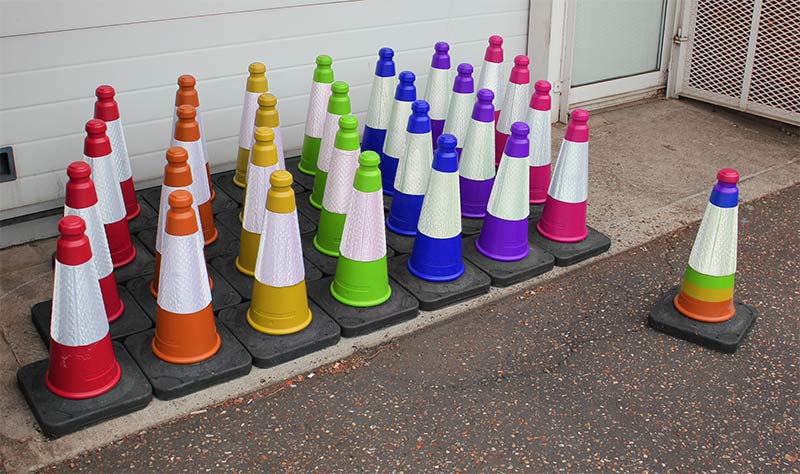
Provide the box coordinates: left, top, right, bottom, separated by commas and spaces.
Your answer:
423, 42, 451, 149
442, 63, 475, 158
459, 89, 496, 218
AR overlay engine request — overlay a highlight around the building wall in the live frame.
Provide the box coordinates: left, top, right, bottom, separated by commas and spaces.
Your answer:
0, 0, 529, 219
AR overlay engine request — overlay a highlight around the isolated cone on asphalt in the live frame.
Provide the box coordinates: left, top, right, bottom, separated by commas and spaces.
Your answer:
408, 134, 464, 281
172, 104, 218, 245
94, 85, 140, 220
362, 48, 396, 156
331, 151, 391, 307
298, 55, 335, 176
46, 216, 121, 399
442, 63, 475, 157
537, 109, 590, 243
233, 62, 269, 187
152, 191, 221, 364
248, 171, 312, 335
495, 55, 530, 166
424, 42, 451, 148
674, 169, 741, 323
386, 100, 433, 236
236, 128, 280, 276
477, 122, 531, 261
83, 119, 136, 268
477, 35, 504, 123
314, 115, 361, 256
173, 75, 215, 201
526, 80, 552, 204
151, 147, 203, 297
310, 81, 351, 210
64, 162, 124, 322
459, 89, 496, 218
380, 71, 417, 194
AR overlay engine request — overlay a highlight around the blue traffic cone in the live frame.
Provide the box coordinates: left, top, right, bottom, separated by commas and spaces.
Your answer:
362, 48, 396, 156
381, 71, 416, 195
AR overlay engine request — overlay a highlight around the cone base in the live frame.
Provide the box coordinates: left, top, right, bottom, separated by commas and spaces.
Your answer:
16, 342, 152, 438
308, 277, 419, 338
284, 157, 317, 191
462, 235, 554, 287
528, 224, 611, 267
121, 178, 141, 221
649, 286, 758, 354
461, 217, 484, 237
386, 230, 415, 254
109, 238, 153, 284
105, 219, 137, 269
126, 195, 158, 234
209, 171, 245, 204
233, 146, 250, 189
309, 170, 328, 210
298, 136, 322, 176
296, 192, 322, 224
210, 253, 323, 302
124, 326, 252, 400
389, 255, 490, 311
380, 154, 399, 196
386, 191, 424, 237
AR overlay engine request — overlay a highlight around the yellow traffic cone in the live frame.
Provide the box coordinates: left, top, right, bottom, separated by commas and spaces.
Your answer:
233, 62, 268, 188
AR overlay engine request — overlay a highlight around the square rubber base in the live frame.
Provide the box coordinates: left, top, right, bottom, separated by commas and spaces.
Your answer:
284, 157, 317, 192
219, 301, 341, 368
113, 237, 155, 283
211, 171, 244, 205
124, 325, 252, 400
17, 343, 152, 438
137, 224, 239, 261
388, 255, 491, 311
648, 287, 758, 354
216, 207, 317, 238
295, 192, 321, 223
528, 225, 611, 267
209, 253, 323, 301
31, 286, 152, 347
461, 217, 484, 237
307, 277, 419, 338
302, 235, 395, 276
528, 204, 544, 222
386, 231, 415, 254
126, 266, 242, 322
126, 197, 159, 235
462, 235, 555, 287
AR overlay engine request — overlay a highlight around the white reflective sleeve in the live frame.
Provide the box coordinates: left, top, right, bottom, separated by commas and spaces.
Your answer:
688, 204, 738, 277
340, 190, 386, 262
157, 233, 212, 314
477, 61, 504, 110
105, 119, 133, 181
547, 140, 588, 203
84, 153, 127, 224
443, 91, 476, 145
304, 81, 332, 138
172, 139, 212, 205
366, 76, 396, 130
322, 148, 361, 214
196, 111, 211, 166
51, 260, 108, 346
526, 108, 551, 167
254, 211, 305, 287
497, 82, 530, 134
394, 132, 433, 196
242, 163, 278, 234
459, 120, 496, 181
383, 100, 414, 159
487, 155, 530, 221
417, 169, 461, 239
238, 91, 261, 149
425, 68, 452, 120
316, 112, 341, 173
273, 126, 286, 170
65, 205, 113, 279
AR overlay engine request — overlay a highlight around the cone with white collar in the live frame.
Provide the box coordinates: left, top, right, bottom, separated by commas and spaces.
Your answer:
173, 75, 215, 201
526, 80, 552, 204
310, 81, 352, 210
477, 35, 504, 123
233, 62, 269, 187
362, 48, 396, 156
239, 93, 284, 222
459, 89, 496, 218
94, 85, 140, 220
424, 42, 451, 148
380, 71, 417, 195
443, 63, 475, 157
495, 55, 530, 166
298, 55, 335, 176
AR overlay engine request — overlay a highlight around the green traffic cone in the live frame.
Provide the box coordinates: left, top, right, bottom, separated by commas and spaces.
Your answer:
309, 81, 351, 210
298, 55, 335, 176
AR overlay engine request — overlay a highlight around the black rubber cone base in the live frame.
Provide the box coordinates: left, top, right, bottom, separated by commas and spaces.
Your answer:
284, 157, 317, 192
137, 224, 239, 261
295, 192, 321, 223
210, 185, 239, 216
461, 217, 484, 236
462, 236, 554, 287
31, 286, 152, 347
528, 225, 611, 267
386, 231, 415, 254
124, 325, 252, 400
209, 254, 323, 301
528, 203, 544, 222
648, 287, 758, 354
388, 255, 491, 311
210, 171, 244, 205
219, 301, 340, 368
308, 277, 419, 338
302, 235, 395, 276
17, 343, 152, 438
126, 266, 241, 322
127, 197, 159, 235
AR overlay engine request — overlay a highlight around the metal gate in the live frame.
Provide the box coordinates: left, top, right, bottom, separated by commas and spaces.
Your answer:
674, 0, 800, 126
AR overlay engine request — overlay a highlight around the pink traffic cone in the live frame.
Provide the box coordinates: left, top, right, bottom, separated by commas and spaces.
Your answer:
476, 35, 504, 124
526, 81, 552, 204
495, 56, 530, 166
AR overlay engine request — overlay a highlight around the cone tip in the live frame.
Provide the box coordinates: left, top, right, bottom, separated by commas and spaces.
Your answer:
570, 108, 589, 123
269, 169, 293, 188
258, 93, 277, 107
399, 70, 415, 83
717, 168, 739, 184
489, 35, 503, 46
176, 104, 197, 119
411, 100, 430, 115
534, 80, 552, 93
457, 63, 473, 75
331, 81, 349, 94
477, 88, 494, 102
59, 215, 86, 237
434, 41, 449, 52
67, 161, 91, 180
249, 62, 266, 75
178, 74, 196, 88
254, 126, 275, 143
514, 55, 530, 67
338, 114, 358, 130
510, 121, 530, 137
166, 146, 189, 164
168, 189, 193, 209
85, 118, 107, 135
95, 85, 115, 100
437, 133, 457, 151
316, 55, 332, 67
359, 150, 380, 168
378, 47, 394, 59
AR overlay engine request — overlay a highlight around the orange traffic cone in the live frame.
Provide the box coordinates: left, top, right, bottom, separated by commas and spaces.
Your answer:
172, 104, 218, 245
173, 75, 215, 201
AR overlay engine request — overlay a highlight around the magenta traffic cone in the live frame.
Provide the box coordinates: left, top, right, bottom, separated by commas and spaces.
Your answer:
495, 56, 530, 166
526, 81, 552, 204
477, 35, 504, 124
459, 89, 496, 218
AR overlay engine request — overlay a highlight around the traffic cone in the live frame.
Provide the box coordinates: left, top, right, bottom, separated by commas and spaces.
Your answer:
362, 48, 396, 156
310, 81, 351, 210
46, 216, 121, 399
477, 35, 504, 123
408, 134, 464, 281
248, 171, 312, 334
233, 62, 268, 187
152, 190, 220, 364
381, 71, 417, 195
495, 55, 530, 166
526, 80, 552, 204
442, 63, 475, 157
172, 104, 218, 245
94, 85, 140, 220
331, 151, 391, 307
173, 75, 215, 201
314, 115, 361, 256
64, 162, 124, 322
459, 89, 496, 218
236, 127, 280, 276
83, 119, 136, 268
537, 109, 589, 243
476, 122, 531, 261
151, 147, 203, 297
386, 100, 433, 236
423, 42, 451, 149
298, 55, 335, 176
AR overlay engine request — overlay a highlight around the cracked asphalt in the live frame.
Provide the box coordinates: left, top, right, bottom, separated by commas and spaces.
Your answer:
43, 185, 798, 473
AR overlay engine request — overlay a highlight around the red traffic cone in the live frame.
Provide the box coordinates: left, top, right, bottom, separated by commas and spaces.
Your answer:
64, 162, 124, 322
46, 216, 121, 399
83, 119, 136, 268
94, 85, 140, 220
174, 75, 215, 201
